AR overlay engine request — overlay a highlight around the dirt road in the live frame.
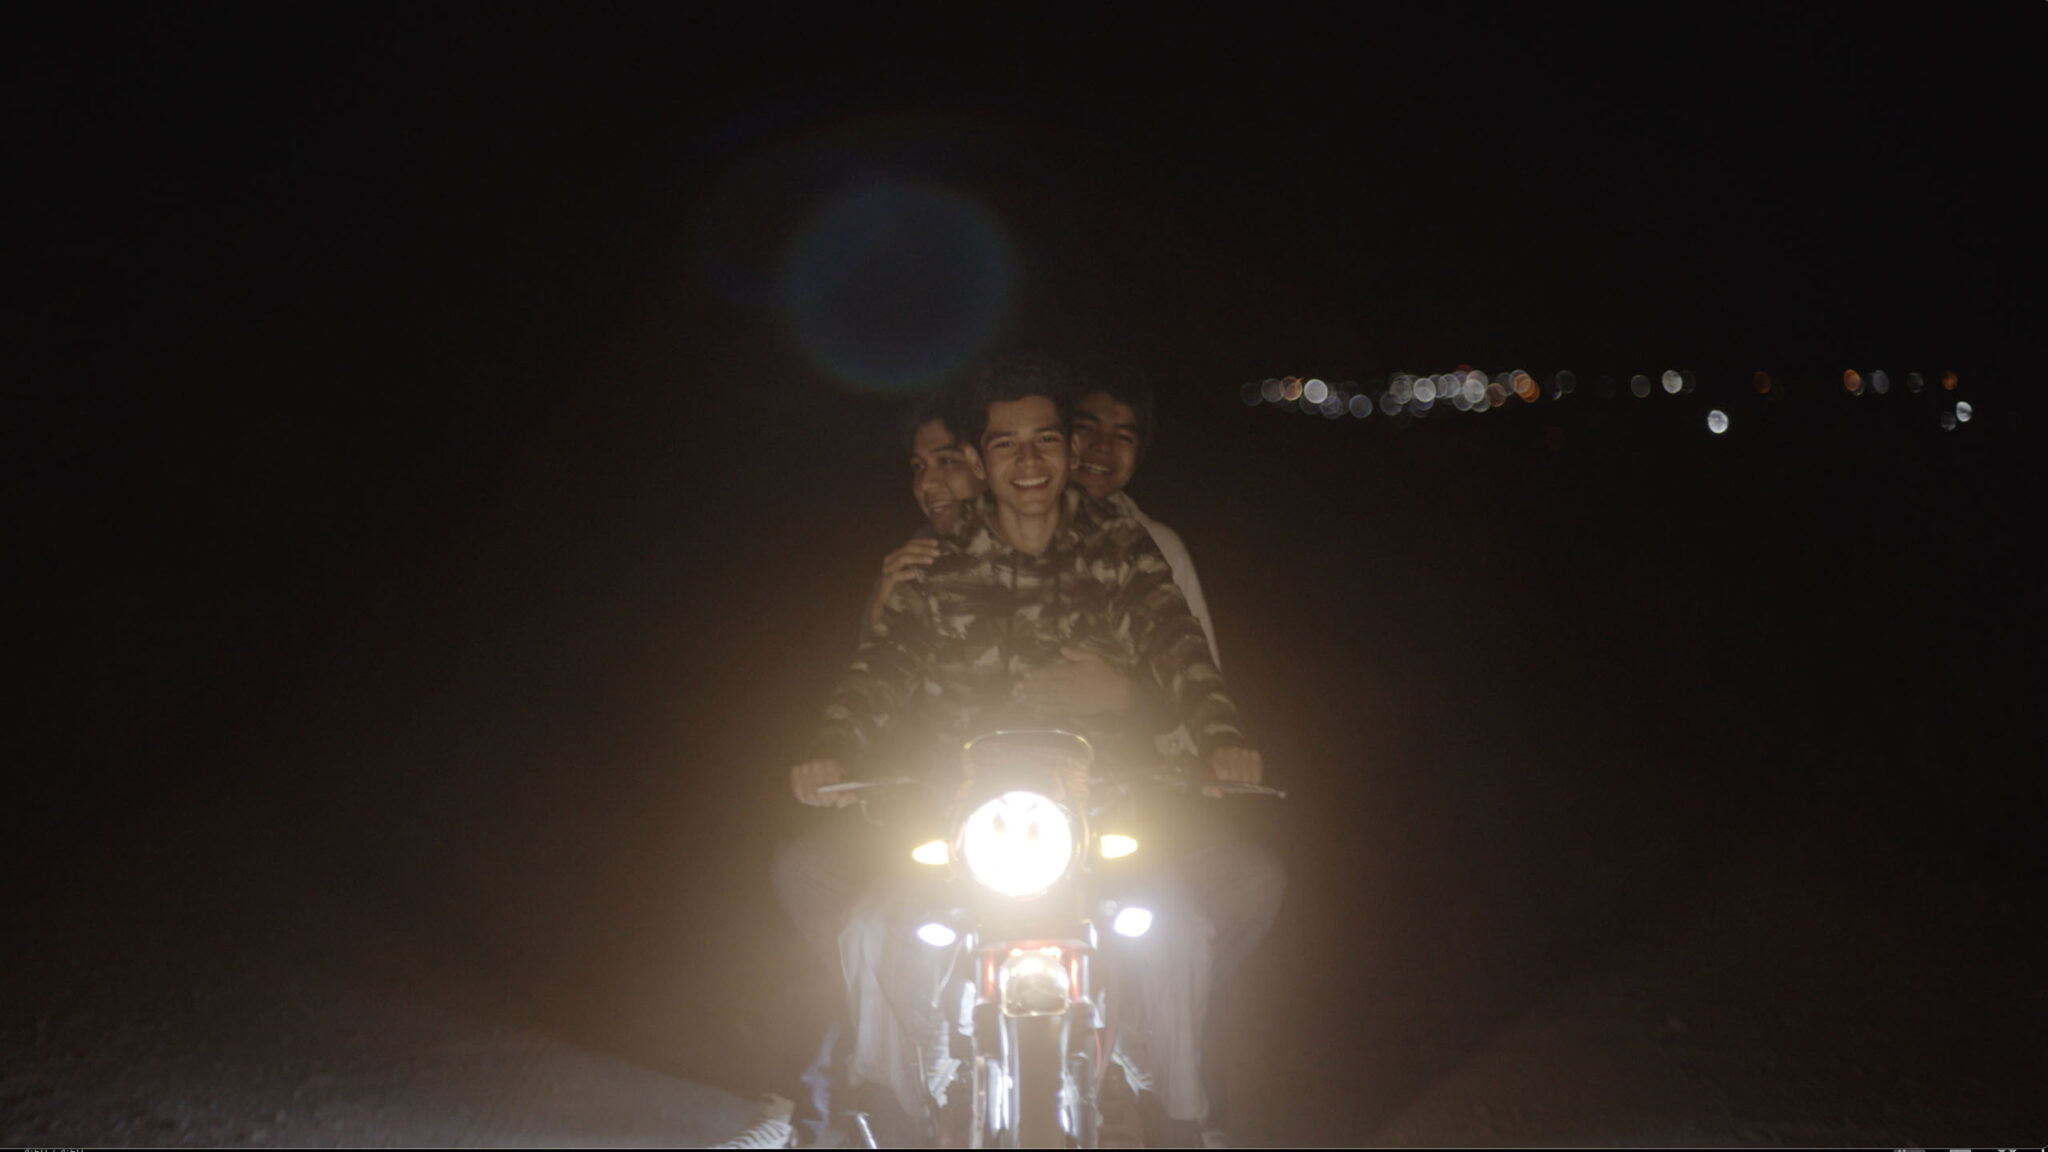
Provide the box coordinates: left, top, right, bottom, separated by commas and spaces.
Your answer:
5, 791, 2040, 1148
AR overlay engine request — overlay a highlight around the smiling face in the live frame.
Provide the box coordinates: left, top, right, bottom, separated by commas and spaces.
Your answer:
1069, 390, 1141, 501
908, 418, 985, 536
968, 394, 1070, 524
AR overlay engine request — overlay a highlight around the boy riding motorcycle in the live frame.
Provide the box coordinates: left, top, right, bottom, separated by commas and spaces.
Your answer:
743, 355, 1283, 1147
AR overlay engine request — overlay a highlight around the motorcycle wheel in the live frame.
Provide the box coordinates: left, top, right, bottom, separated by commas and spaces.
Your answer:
1012, 1014, 1068, 1148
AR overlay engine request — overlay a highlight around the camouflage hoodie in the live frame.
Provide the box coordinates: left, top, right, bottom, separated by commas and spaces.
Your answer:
807, 487, 1247, 775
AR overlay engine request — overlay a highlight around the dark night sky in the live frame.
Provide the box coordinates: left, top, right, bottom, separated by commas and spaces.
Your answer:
9, 9, 2042, 1066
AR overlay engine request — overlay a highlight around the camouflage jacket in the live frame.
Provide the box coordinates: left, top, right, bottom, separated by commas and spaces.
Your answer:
808, 487, 1247, 775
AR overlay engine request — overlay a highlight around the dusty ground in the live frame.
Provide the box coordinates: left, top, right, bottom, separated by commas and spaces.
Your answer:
6, 772, 2040, 1148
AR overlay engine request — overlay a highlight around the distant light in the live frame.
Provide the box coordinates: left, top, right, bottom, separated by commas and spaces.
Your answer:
1451, 392, 1473, 412
1462, 373, 1486, 406
916, 921, 958, 947
1906, 372, 1925, 393
1512, 371, 1538, 402
1486, 380, 1509, 408
1378, 392, 1402, 416
1240, 381, 1262, 406
1661, 370, 1683, 395
1260, 378, 1284, 403
1303, 378, 1329, 404
1320, 396, 1345, 418
1630, 374, 1652, 398
1707, 410, 1729, 434
1843, 369, 1863, 395
1388, 376, 1414, 405
1413, 377, 1438, 404
1349, 393, 1373, 418
1282, 376, 1303, 402
1297, 396, 1320, 415
1680, 370, 1697, 395
1955, 401, 1973, 423
1870, 370, 1890, 395
1941, 370, 1958, 391
1752, 370, 1772, 394
1111, 906, 1154, 938
1555, 370, 1577, 397
1941, 411, 1958, 431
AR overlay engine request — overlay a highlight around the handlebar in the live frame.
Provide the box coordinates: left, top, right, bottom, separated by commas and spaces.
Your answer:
814, 776, 920, 797
1149, 774, 1288, 801
821, 773, 1284, 801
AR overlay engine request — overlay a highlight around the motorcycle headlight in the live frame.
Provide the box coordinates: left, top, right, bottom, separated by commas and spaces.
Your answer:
958, 790, 1076, 898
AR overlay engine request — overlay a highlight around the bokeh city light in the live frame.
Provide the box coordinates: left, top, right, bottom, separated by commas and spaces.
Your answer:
1238, 360, 1976, 438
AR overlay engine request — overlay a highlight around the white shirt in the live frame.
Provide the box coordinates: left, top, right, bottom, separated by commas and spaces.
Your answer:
1108, 490, 1220, 670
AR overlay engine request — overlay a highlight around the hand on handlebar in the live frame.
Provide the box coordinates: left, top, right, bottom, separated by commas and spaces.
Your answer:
1203, 745, 1265, 799
790, 758, 857, 807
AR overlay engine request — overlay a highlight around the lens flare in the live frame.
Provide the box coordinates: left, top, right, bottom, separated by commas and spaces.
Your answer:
781, 184, 1014, 392
1661, 370, 1683, 395
1707, 410, 1729, 434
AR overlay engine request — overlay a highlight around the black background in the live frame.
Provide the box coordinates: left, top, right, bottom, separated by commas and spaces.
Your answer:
9, 6, 2041, 1139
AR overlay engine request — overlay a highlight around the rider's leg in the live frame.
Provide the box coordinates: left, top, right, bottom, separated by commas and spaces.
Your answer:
1157, 806, 1287, 1137
770, 814, 880, 1145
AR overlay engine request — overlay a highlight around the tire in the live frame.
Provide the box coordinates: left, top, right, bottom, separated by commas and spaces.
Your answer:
1012, 1014, 1068, 1148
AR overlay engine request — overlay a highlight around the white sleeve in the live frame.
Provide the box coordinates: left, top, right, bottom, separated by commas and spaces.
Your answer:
1141, 519, 1220, 672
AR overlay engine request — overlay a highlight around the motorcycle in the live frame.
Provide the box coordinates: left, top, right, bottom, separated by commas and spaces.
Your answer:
820, 729, 1283, 1149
